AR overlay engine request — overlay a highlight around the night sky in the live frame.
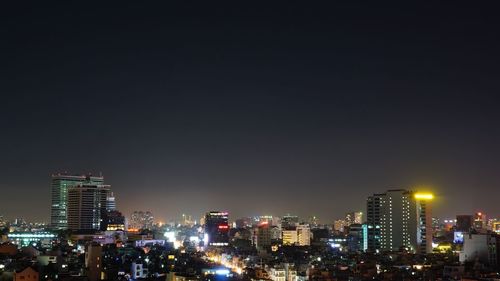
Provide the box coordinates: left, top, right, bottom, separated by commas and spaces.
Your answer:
1, 2, 499, 223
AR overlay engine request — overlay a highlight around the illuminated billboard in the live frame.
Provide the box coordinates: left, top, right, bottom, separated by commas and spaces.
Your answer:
453, 231, 464, 244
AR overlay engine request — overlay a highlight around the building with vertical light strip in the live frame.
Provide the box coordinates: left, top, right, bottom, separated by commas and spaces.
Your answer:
67, 183, 111, 231
366, 189, 433, 254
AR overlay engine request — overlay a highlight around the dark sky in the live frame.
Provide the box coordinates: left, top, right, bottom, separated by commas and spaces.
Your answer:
1, 2, 499, 223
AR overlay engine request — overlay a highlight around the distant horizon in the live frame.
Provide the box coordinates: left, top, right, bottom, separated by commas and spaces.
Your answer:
0, 171, 493, 223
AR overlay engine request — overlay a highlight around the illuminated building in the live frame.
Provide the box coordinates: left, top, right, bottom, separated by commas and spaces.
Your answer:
129, 211, 154, 230
181, 214, 195, 226
67, 183, 111, 231
282, 228, 298, 245
131, 263, 148, 279
269, 266, 286, 281
347, 223, 364, 252
281, 224, 310, 246
473, 212, 487, 230
345, 211, 363, 226
8, 232, 56, 248
366, 193, 383, 251
296, 224, 311, 246
488, 218, 498, 231
271, 226, 282, 240
106, 192, 116, 211
456, 215, 473, 232
253, 215, 274, 226
366, 189, 433, 254
333, 219, 346, 232
268, 264, 298, 281
100, 210, 126, 231
493, 221, 500, 234
204, 211, 229, 246
50, 174, 104, 229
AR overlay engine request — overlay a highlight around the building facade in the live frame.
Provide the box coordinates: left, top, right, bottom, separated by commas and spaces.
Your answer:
67, 183, 110, 231
296, 224, 311, 246
254, 223, 272, 250
204, 211, 229, 247
459, 232, 500, 268
50, 174, 104, 229
366, 189, 432, 254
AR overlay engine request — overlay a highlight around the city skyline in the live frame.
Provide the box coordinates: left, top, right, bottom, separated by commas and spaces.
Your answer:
0, 171, 493, 224
2, 2, 500, 222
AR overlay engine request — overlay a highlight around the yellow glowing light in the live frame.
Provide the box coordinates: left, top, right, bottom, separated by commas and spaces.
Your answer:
414, 193, 434, 200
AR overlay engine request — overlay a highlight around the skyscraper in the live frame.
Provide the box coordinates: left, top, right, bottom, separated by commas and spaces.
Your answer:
67, 183, 111, 231
366, 189, 433, 254
366, 193, 384, 251
204, 211, 229, 247
50, 174, 104, 229
254, 222, 272, 250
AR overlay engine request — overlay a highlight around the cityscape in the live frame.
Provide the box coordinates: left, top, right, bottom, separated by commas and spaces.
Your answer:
0, 174, 498, 281
2, 1, 500, 281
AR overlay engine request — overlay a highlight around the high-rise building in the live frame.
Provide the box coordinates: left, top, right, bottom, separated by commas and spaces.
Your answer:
67, 183, 110, 231
50, 174, 104, 229
204, 211, 229, 247
366, 193, 383, 251
366, 189, 433, 254
347, 223, 364, 253
254, 222, 272, 250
